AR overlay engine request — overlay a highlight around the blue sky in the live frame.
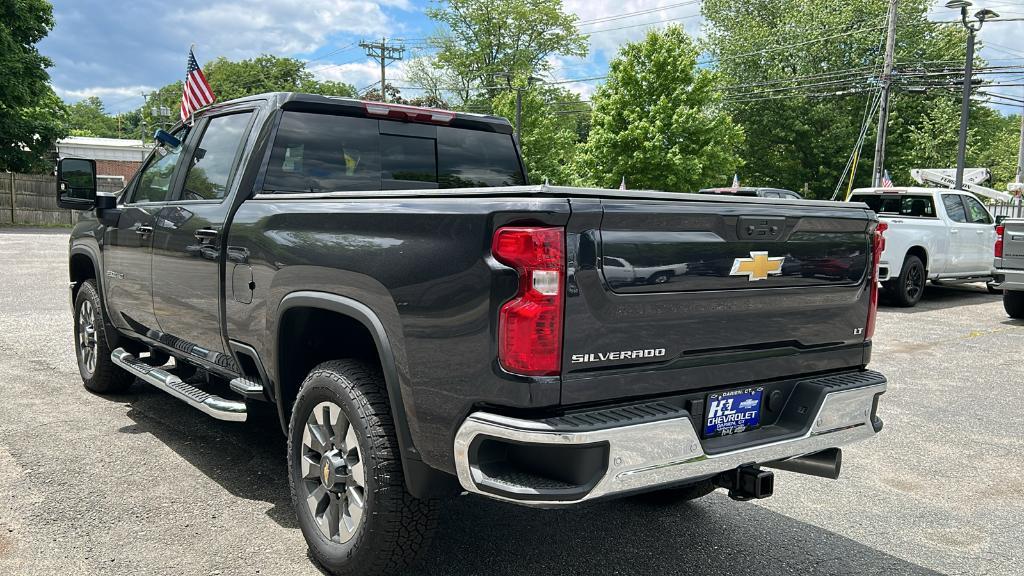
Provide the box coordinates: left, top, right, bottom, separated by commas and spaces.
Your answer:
39, 0, 1024, 115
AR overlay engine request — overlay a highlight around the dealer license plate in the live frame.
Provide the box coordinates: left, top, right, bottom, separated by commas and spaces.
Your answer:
704, 387, 764, 438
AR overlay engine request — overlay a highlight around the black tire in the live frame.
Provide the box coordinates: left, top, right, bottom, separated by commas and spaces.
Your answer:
633, 480, 717, 504
889, 255, 926, 307
648, 272, 672, 285
287, 360, 439, 576
1005, 290, 1024, 319
73, 280, 135, 394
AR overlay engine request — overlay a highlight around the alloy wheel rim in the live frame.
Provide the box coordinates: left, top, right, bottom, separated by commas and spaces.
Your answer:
77, 300, 97, 375
906, 266, 923, 299
300, 401, 366, 543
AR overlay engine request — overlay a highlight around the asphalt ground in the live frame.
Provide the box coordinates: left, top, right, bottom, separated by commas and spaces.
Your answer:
1, 228, 1021, 576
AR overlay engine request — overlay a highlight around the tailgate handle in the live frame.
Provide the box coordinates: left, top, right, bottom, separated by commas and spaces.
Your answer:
737, 216, 786, 241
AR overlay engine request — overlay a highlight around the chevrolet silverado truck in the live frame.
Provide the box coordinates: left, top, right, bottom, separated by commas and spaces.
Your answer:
57, 93, 888, 576
994, 218, 1024, 318
849, 187, 998, 306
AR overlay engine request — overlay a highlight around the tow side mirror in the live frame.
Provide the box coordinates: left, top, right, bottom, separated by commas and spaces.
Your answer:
56, 158, 97, 210
996, 215, 1007, 226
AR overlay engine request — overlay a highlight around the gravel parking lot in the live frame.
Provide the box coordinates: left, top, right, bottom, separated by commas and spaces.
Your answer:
1, 228, 1022, 576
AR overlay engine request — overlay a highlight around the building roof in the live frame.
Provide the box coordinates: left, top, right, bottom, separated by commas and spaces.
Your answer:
58, 136, 147, 148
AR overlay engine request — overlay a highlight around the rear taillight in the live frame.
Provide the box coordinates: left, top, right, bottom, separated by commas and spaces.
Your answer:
865, 221, 888, 340
492, 226, 565, 376
995, 225, 1005, 258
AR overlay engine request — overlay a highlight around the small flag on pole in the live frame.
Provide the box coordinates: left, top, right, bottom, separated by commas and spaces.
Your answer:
180, 47, 215, 123
732, 173, 740, 189
881, 170, 894, 188
619, 177, 626, 190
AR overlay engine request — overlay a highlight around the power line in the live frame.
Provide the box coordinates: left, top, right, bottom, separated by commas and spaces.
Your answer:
575, 1, 701, 27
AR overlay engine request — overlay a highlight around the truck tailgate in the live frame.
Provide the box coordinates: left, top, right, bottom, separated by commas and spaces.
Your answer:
1002, 219, 1024, 269
563, 196, 874, 405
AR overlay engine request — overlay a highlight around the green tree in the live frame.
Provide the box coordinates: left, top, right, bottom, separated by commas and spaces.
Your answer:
66, 97, 120, 138
0, 0, 66, 172
203, 55, 357, 101
703, 0, 969, 197
426, 0, 588, 100
492, 83, 586, 184
578, 26, 744, 191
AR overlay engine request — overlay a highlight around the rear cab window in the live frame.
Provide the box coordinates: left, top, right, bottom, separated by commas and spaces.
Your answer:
263, 111, 525, 193
850, 194, 937, 218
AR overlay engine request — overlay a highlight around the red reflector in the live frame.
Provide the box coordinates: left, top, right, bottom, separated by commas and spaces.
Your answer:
492, 227, 565, 376
995, 224, 1005, 258
866, 221, 888, 340
363, 102, 455, 124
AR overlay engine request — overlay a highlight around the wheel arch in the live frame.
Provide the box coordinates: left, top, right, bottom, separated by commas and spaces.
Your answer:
68, 245, 125, 350
905, 245, 929, 272
274, 291, 455, 498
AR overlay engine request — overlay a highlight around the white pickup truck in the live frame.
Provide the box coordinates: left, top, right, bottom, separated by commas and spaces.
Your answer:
994, 218, 1024, 318
849, 187, 997, 306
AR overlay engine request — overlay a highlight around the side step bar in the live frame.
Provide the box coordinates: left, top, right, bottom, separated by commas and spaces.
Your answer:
111, 348, 247, 422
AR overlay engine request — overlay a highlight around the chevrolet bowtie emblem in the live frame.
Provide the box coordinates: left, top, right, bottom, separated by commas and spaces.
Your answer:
322, 461, 331, 483
730, 251, 785, 281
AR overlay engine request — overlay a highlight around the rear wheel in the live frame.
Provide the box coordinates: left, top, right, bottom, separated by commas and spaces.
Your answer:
1005, 290, 1024, 319
287, 360, 439, 576
73, 280, 134, 394
887, 255, 925, 307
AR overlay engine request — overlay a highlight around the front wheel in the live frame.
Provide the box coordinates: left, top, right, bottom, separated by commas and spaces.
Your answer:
1005, 290, 1024, 319
73, 280, 134, 393
287, 360, 439, 576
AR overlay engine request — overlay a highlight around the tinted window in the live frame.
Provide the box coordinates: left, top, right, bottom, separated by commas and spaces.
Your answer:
181, 112, 251, 200
131, 129, 189, 203
962, 195, 992, 224
381, 135, 436, 184
942, 194, 968, 223
264, 112, 525, 193
761, 191, 780, 198
265, 113, 381, 192
437, 127, 524, 188
851, 194, 936, 217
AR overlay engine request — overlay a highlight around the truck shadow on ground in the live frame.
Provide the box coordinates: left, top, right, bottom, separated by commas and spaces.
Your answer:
881, 282, 1001, 314
117, 386, 940, 576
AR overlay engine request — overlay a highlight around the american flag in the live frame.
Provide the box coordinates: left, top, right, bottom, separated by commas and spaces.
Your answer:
180, 48, 215, 123
732, 173, 739, 189
881, 170, 894, 188
619, 176, 626, 190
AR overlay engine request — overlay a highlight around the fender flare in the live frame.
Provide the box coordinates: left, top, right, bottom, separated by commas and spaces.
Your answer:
69, 244, 121, 349
275, 291, 450, 496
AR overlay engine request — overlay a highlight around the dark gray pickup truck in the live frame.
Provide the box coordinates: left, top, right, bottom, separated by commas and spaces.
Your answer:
57, 93, 888, 576
995, 218, 1024, 318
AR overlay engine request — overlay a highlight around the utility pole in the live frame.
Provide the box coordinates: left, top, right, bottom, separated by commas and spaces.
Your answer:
872, 0, 898, 188
359, 37, 404, 103
1016, 107, 1023, 185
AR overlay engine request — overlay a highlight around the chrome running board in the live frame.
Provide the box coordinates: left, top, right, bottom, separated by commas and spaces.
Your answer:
112, 348, 247, 422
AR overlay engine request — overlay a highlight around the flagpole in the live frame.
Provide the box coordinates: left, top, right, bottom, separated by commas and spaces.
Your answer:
845, 149, 860, 201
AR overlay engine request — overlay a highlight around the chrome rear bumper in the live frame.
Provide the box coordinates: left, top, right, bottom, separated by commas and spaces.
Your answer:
453, 379, 885, 506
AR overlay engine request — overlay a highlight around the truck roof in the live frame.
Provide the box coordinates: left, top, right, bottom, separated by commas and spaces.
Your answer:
204, 92, 515, 135
850, 186, 973, 196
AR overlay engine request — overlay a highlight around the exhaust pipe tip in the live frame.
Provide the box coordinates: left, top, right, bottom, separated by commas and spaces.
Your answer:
766, 448, 843, 480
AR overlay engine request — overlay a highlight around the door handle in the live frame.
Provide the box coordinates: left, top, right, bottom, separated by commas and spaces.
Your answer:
135, 225, 153, 236
951, 228, 959, 234
194, 228, 219, 242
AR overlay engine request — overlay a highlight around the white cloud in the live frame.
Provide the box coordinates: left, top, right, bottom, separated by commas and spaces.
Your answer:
56, 85, 156, 106
167, 0, 413, 59
311, 59, 384, 91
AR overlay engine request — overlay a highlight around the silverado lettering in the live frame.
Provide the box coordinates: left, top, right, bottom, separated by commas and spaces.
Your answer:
570, 348, 667, 363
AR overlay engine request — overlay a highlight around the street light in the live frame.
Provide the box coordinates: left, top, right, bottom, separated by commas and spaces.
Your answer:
946, 0, 999, 190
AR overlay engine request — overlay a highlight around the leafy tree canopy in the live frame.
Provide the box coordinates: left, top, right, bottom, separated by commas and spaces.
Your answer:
427, 0, 588, 99
578, 26, 744, 192
0, 0, 66, 172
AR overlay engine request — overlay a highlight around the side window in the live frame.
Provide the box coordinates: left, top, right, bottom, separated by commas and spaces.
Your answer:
962, 195, 992, 224
131, 130, 188, 203
942, 194, 968, 223
761, 191, 780, 198
180, 112, 252, 201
